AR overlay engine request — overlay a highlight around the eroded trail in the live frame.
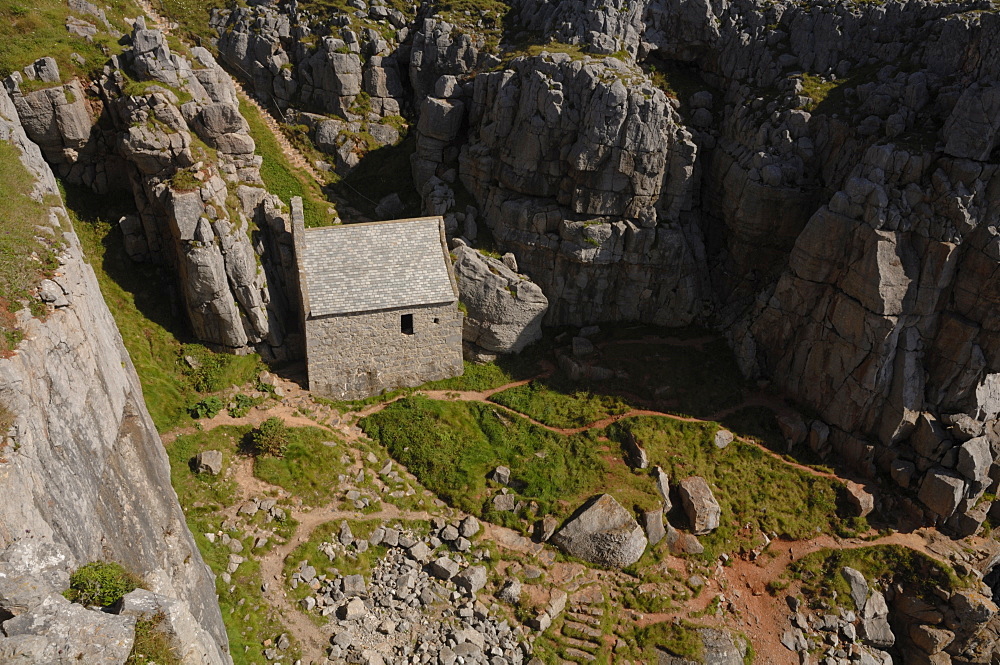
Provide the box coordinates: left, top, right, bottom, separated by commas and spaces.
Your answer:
166, 368, 967, 665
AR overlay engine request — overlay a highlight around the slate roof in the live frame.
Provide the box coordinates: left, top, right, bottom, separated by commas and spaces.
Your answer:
301, 217, 456, 317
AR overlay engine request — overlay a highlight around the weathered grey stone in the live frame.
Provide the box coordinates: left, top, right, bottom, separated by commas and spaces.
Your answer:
918, 468, 966, 519
841, 567, 869, 611
194, 450, 223, 475
428, 556, 460, 580
642, 508, 665, 545
714, 429, 734, 449
652, 466, 672, 513
453, 245, 548, 354
550, 494, 647, 568
453, 565, 487, 594
338, 597, 366, 620
2, 593, 135, 663
678, 477, 721, 535
0, 86, 229, 664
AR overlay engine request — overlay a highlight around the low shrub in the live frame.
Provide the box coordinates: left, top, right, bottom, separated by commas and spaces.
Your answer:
65, 561, 142, 607
251, 417, 290, 457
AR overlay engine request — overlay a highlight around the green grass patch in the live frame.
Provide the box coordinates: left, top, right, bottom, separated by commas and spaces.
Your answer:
152, 0, 229, 50
0, 140, 60, 354
253, 426, 346, 506
606, 416, 852, 559
121, 76, 194, 105
0, 0, 141, 82
631, 620, 705, 662
360, 396, 614, 520
65, 561, 143, 607
791, 545, 963, 611
800, 63, 881, 115
128, 612, 182, 665
422, 356, 542, 392
165, 425, 301, 664
238, 98, 333, 228
489, 379, 631, 428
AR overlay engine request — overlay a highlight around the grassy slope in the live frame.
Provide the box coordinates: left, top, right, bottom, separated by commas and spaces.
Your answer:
253, 426, 346, 506
791, 545, 963, 611
238, 99, 333, 228
70, 191, 260, 431
0, 141, 58, 352
362, 395, 858, 560
167, 426, 301, 664
489, 379, 631, 429
359, 396, 614, 521
0, 0, 142, 82
606, 416, 856, 558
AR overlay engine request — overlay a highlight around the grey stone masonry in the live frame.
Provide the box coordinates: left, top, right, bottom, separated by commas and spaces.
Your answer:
306, 303, 463, 400
291, 200, 463, 399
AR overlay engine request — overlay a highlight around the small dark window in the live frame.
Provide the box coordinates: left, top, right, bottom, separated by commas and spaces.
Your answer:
401, 313, 414, 335
433, 318, 440, 324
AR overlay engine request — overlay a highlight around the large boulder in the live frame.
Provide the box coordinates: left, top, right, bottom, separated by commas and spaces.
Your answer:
1, 593, 135, 663
678, 476, 721, 535
453, 245, 548, 354
550, 494, 647, 568
918, 468, 966, 519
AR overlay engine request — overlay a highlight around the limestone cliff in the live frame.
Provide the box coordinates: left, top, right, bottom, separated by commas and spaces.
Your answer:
207, 0, 1000, 539
0, 84, 229, 663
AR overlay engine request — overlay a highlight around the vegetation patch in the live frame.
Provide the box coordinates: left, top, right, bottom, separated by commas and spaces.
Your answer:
253, 425, 346, 506
791, 545, 963, 611
127, 612, 182, 665
65, 561, 143, 607
630, 620, 705, 662
0, 0, 141, 82
606, 416, 852, 559
155, 0, 229, 50
165, 425, 300, 665
422, 356, 541, 392
0, 141, 61, 355
360, 396, 656, 527
68, 184, 265, 431
238, 98, 333, 228
489, 379, 631, 429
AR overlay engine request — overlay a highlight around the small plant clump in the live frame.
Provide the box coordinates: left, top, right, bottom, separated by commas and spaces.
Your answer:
64, 561, 142, 607
169, 168, 202, 192
190, 396, 223, 419
252, 417, 291, 457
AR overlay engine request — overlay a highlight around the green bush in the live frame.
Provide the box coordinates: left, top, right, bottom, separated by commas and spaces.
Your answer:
251, 417, 290, 457
65, 561, 142, 607
190, 396, 223, 419
228, 393, 259, 418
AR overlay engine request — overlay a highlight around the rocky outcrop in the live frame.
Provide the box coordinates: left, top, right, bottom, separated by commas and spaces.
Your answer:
550, 494, 647, 568
0, 86, 229, 662
2, 24, 302, 359
452, 245, 548, 356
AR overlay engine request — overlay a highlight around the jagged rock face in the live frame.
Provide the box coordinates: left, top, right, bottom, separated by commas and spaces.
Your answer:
0, 87, 229, 663
449, 54, 709, 326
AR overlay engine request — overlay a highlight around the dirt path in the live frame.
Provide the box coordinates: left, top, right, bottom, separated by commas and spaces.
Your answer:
163, 366, 955, 664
